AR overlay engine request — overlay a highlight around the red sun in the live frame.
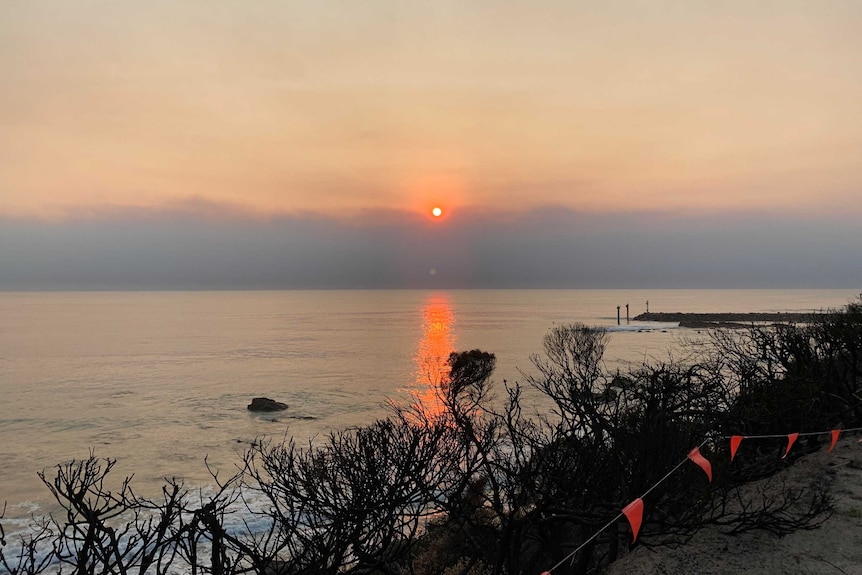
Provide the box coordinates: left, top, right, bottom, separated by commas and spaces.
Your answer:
431, 207, 443, 217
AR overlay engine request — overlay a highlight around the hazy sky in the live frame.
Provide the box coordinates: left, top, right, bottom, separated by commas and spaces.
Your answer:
2, 1, 861, 289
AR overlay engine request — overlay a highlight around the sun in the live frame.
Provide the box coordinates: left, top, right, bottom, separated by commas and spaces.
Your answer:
431, 207, 443, 217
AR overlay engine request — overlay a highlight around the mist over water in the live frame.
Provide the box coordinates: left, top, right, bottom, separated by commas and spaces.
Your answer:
0, 289, 857, 520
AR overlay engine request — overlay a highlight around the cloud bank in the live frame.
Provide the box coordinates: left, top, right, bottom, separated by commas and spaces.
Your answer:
2, 206, 860, 290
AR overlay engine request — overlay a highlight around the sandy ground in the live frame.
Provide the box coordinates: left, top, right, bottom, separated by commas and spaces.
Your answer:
604, 440, 862, 575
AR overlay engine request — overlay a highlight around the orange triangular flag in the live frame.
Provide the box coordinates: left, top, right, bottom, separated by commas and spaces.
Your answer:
782, 433, 799, 459
687, 447, 713, 482
622, 498, 644, 543
829, 429, 841, 452
730, 435, 744, 462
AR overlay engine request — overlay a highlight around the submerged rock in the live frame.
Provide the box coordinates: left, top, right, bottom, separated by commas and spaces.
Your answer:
247, 397, 288, 412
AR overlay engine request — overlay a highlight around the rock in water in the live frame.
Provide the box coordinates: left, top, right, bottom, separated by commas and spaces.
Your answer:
247, 397, 288, 412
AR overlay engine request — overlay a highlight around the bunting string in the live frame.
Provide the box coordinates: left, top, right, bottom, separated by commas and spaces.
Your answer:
727, 428, 862, 439
539, 426, 862, 575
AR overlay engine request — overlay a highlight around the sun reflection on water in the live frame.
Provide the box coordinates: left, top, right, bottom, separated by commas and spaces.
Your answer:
412, 294, 456, 419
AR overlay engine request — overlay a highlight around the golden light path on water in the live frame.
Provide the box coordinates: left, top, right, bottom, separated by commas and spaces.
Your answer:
412, 294, 456, 419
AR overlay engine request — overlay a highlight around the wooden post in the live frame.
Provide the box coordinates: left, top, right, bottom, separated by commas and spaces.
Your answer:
617, 305, 621, 325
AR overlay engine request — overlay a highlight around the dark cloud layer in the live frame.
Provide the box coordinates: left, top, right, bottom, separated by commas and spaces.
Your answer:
1, 207, 860, 290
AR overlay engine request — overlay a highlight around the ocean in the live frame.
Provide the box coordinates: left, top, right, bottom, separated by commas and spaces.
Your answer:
0, 289, 857, 523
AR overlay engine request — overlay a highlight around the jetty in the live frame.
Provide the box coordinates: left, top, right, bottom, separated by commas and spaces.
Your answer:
632, 311, 834, 329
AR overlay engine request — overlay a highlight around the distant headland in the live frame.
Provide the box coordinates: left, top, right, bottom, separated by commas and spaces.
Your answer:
633, 311, 839, 329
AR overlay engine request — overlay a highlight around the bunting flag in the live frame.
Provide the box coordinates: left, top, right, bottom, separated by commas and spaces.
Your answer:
622, 498, 644, 543
828, 429, 841, 452
782, 432, 799, 459
537, 426, 862, 575
687, 447, 713, 482
730, 435, 744, 461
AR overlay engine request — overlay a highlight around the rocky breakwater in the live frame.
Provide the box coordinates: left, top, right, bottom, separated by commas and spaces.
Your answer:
633, 311, 833, 329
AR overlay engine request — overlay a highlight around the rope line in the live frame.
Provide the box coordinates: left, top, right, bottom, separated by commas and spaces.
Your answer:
540, 427, 860, 574
716, 425, 862, 440
548, 512, 622, 572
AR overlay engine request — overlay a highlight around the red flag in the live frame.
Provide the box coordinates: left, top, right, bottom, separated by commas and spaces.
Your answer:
782, 433, 799, 459
730, 435, 744, 461
622, 498, 644, 543
687, 447, 713, 482
829, 429, 841, 452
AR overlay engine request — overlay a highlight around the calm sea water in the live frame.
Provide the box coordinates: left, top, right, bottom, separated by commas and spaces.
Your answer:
0, 289, 857, 521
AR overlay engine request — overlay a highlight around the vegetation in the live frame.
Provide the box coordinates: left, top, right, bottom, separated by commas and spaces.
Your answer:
2, 298, 861, 575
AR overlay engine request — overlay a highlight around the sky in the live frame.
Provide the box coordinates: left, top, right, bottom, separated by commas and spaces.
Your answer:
2, 1, 861, 289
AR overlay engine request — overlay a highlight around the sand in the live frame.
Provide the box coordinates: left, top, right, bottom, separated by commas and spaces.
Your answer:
604, 441, 862, 575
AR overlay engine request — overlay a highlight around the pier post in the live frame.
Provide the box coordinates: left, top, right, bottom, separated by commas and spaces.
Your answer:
617, 305, 621, 325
